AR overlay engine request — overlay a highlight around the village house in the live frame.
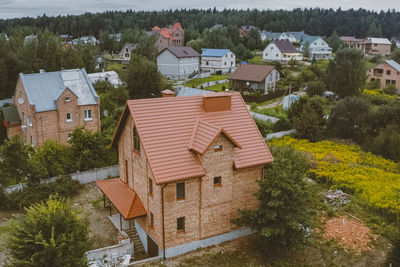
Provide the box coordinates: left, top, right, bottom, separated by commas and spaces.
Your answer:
259, 31, 308, 43
119, 43, 137, 61
340, 36, 364, 49
88, 71, 123, 87
156, 46, 200, 80
353, 37, 392, 56
96, 92, 273, 258
263, 40, 303, 62
367, 60, 400, 93
301, 36, 332, 60
152, 23, 185, 51
6, 69, 100, 146
228, 64, 282, 94
239, 25, 257, 37
259, 31, 282, 42
201, 49, 236, 74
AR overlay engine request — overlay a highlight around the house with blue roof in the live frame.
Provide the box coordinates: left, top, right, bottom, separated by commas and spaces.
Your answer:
367, 60, 400, 93
201, 48, 236, 74
300, 36, 332, 60
9, 68, 100, 146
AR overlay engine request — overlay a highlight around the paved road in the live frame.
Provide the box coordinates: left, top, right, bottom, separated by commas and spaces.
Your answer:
250, 111, 279, 123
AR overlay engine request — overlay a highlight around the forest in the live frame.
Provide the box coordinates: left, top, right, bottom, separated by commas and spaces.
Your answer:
0, 8, 400, 39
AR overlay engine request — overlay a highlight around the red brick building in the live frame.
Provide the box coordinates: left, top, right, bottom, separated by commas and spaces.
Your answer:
7, 69, 100, 146
97, 92, 273, 258
152, 23, 184, 51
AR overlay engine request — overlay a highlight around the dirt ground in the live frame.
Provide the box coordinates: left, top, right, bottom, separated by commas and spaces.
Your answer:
70, 182, 119, 249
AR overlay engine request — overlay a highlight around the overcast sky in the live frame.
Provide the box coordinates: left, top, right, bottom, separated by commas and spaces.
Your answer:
0, 0, 399, 19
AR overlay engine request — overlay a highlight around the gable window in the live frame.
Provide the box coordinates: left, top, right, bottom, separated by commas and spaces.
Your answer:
150, 212, 154, 228
133, 127, 140, 151
66, 113, 72, 122
148, 178, 153, 196
213, 176, 221, 187
177, 217, 185, 232
176, 182, 185, 200
66, 96, 70, 102
387, 70, 391, 75
213, 145, 222, 152
84, 110, 92, 121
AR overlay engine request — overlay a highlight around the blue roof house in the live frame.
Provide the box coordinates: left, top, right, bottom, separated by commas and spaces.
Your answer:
201, 48, 236, 74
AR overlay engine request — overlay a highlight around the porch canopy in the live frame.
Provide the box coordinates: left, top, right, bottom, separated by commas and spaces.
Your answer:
96, 178, 147, 220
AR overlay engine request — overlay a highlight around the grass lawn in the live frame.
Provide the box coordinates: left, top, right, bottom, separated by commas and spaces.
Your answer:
256, 105, 288, 120
206, 82, 229, 92
185, 75, 227, 88
364, 60, 376, 69
248, 54, 263, 64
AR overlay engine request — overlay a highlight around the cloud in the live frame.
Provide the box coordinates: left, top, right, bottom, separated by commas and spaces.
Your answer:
0, 0, 399, 19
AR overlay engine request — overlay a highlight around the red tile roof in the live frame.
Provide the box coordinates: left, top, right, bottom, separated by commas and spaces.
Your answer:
152, 26, 160, 31
96, 179, 147, 219
188, 119, 241, 154
159, 28, 173, 39
111, 93, 274, 184
173, 22, 183, 31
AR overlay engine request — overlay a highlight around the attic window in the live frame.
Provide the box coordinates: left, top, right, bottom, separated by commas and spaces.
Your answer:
213, 176, 221, 187
66, 97, 70, 102
133, 127, 140, 151
213, 145, 222, 152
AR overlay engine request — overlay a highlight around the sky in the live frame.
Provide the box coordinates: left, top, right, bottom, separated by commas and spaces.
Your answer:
0, 0, 400, 19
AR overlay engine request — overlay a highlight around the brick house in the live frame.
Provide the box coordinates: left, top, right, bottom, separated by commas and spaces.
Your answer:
9, 69, 100, 146
228, 64, 283, 94
96, 92, 273, 258
152, 23, 184, 51
367, 60, 400, 92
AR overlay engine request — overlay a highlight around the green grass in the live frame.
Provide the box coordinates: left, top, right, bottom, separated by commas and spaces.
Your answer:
364, 60, 376, 69
185, 75, 227, 88
248, 54, 263, 64
257, 105, 288, 120
206, 82, 229, 92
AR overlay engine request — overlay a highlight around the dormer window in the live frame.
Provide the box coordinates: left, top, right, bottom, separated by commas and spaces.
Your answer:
213, 145, 222, 152
66, 97, 70, 102
133, 127, 140, 151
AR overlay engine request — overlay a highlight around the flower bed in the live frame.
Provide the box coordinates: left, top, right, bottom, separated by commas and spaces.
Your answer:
269, 137, 400, 215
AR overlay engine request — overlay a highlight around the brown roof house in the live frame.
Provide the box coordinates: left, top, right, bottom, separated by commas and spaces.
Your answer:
263, 40, 303, 62
346, 37, 392, 56
367, 60, 400, 93
152, 23, 184, 51
228, 64, 283, 94
9, 69, 100, 146
157, 46, 200, 80
96, 92, 273, 258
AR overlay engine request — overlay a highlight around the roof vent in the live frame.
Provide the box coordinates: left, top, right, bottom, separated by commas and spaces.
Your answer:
202, 93, 231, 112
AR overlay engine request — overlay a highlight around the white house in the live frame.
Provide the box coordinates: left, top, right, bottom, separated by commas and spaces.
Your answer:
392, 37, 400, 49
282, 32, 309, 43
88, 71, 123, 87
301, 36, 332, 60
260, 31, 282, 42
119, 43, 137, 61
157, 46, 200, 80
201, 49, 236, 74
263, 40, 303, 62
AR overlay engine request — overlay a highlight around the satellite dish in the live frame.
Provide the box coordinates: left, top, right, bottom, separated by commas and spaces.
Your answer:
18, 98, 24, 104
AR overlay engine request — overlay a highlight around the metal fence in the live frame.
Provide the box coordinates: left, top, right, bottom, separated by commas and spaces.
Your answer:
5, 165, 120, 194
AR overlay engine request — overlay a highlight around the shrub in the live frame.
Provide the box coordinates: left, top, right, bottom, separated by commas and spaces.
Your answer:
273, 118, 292, 132
383, 84, 398, 95
253, 117, 274, 137
368, 125, 400, 162
306, 81, 325, 97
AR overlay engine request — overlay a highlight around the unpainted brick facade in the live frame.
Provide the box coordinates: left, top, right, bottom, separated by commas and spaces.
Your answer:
13, 78, 100, 146
118, 116, 263, 252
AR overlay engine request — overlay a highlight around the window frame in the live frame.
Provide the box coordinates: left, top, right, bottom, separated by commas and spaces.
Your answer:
213, 144, 222, 152
66, 113, 72, 122
177, 217, 185, 232
133, 127, 140, 152
150, 212, 154, 228
148, 178, 153, 196
176, 182, 185, 200
84, 110, 92, 121
213, 176, 222, 187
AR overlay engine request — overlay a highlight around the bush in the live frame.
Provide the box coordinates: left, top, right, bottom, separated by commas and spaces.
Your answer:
368, 125, 400, 162
383, 84, 398, 95
273, 118, 292, 132
6, 195, 89, 267
306, 81, 325, 97
253, 117, 274, 137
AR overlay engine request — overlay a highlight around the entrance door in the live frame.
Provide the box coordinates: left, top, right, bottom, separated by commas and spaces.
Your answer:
147, 235, 159, 257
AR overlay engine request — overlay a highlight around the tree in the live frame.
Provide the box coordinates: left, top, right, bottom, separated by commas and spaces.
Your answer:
126, 54, 163, 99
0, 136, 46, 186
391, 48, 400, 64
327, 31, 342, 52
306, 81, 325, 96
287, 96, 326, 141
6, 195, 89, 267
326, 48, 366, 98
328, 96, 373, 143
302, 41, 310, 58
68, 127, 117, 171
33, 141, 77, 177
233, 43, 252, 61
133, 35, 158, 61
233, 146, 315, 252
367, 22, 383, 37
369, 124, 400, 162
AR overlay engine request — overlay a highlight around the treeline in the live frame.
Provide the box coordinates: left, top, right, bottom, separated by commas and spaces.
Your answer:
1, 8, 400, 39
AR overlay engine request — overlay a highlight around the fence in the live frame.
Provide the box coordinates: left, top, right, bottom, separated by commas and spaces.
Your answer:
242, 88, 299, 103
86, 239, 133, 266
5, 165, 120, 194
198, 79, 228, 89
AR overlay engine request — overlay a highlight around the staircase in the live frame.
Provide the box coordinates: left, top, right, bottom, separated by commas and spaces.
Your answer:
126, 226, 149, 261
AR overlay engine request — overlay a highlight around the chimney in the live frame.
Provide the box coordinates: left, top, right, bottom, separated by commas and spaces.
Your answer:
161, 89, 175, 97
202, 93, 231, 112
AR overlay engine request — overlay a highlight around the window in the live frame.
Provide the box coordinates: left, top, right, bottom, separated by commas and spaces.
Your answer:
213, 145, 222, 152
387, 70, 391, 75
176, 182, 185, 200
213, 176, 221, 187
133, 127, 140, 151
124, 160, 128, 183
150, 212, 154, 228
125, 48, 128, 53
206, 61, 209, 65
148, 178, 153, 196
84, 110, 92, 121
28, 116, 32, 127
66, 96, 70, 102
224, 62, 227, 65
177, 217, 185, 232
30, 136, 34, 146
276, 54, 278, 57
66, 113, 72, 122
22, 112, 25, 125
